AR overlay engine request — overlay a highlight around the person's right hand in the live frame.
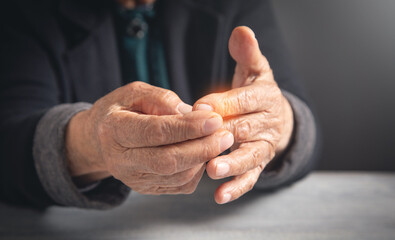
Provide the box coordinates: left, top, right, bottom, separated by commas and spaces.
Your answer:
66, 81, 234, 195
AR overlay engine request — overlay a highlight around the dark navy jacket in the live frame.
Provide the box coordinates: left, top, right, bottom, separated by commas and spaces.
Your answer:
0, 0, 317, 208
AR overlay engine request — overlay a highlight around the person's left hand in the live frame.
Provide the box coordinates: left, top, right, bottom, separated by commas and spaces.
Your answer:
193, 26, 294, 204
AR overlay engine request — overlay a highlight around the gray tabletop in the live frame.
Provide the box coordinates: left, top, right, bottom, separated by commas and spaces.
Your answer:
1, 172, 394, 240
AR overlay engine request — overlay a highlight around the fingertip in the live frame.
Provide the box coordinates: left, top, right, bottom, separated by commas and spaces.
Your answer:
221, 193, 232, 204
232, 26, 256, 39
181, 109, 222, 123
204, 116, 223, 135
177, 102, 193, 114
207, 155, 232, 179
229, 26, 257, 51
220, 131, 234, 152
229, 26, 261, 67
194, 103, 213, 111
215, 162, 230, 177
214, 188, 222, 204
193, 93, 228, 116
206, 160, 217, 179
214, 188, 232, 205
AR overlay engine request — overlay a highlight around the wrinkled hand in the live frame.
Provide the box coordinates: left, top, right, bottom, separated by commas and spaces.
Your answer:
194, 27, 294, 204
66, 82, 234, 195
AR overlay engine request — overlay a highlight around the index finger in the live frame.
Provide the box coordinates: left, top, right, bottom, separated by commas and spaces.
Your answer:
193, 80, 280, 117
126, 129, 234, 175
107, 110, 224, 148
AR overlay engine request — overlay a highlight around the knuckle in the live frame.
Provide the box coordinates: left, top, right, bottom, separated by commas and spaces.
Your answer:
127, 81, 147, 96
260, 125, 281, 144
96, 111, 123, 143
251, 147, 264, 167
146, 119, 168, 144
222, 96, 234, 115
236, 89, 254, 112
128, 81, 147, 91
201, 140, 217, 159
97, 117, 111, 140
247, 181, 255, 192
158, 89, 179, 103
257, 163, 266, 172
234, 119, 253, 142
154, 118, 187, 144
236, 162, 247, 176
170, 119, 188, 142
127, 81, 153, 101
234, 185, 245, 198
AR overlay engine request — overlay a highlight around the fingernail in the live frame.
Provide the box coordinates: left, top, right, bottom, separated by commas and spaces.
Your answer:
216, 163, 229, 176
221, 193, 232, 204
196, 104, 213, 111
204, 117, 222, 134
177, 102, 193, 114
220, 132, 234, 152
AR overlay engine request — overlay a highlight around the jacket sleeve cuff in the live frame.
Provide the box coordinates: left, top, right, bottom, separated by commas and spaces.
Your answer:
254, 90, 318, 190
33, 103, 130, 209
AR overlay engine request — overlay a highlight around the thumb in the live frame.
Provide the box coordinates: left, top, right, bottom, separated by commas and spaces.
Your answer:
229, 26, 270, 88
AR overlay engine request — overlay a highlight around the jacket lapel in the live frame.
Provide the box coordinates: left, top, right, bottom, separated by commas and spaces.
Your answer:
58, 0, 123, 103
159, 0, 225, 104
59, 0, 225, 104
58, 0, 108, 31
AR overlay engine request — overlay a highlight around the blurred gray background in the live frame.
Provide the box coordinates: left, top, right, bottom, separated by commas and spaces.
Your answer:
271, 0, 395, 171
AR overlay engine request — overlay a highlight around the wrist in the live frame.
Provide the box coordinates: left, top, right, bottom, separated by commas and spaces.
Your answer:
65, 109, 105, 177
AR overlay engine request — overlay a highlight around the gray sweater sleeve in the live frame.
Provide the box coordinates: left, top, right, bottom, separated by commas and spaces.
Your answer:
33, 103, 130, 209
255, 90, 318, 190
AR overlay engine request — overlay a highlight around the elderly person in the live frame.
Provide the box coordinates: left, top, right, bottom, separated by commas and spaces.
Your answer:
0, 0, 318, 209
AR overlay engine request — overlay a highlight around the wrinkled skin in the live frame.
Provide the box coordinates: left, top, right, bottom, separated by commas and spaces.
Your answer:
66, 26, 293, 203
66, 82, 234, 195
194, 27, 294, 204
